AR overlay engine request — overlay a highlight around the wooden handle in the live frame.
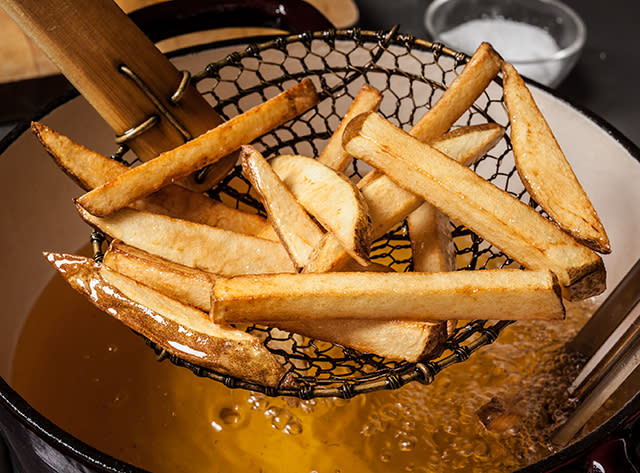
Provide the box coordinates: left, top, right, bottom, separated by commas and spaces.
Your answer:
0, 0, 231, 189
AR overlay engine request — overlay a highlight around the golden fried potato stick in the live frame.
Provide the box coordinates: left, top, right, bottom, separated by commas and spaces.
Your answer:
78, 79, 319, 216
239, 146, 445, 360
31, 121, 272, 237
409, 205, 456, 272
270, 154, 372, 265
410, 42, 503, 143
273, 318, 447, 362
211, 270, 565, 323
103, 241, 216, 311
253, 86, 381, 248
241, 146, 325, 269
343, 112, 606, 301
76, 203, 296, 276
358, 42, 503, 185
408, 124, 505, 335
408, 124, 505, 273
241, 147, 384, 271
389, 42, 499, 334
103, 243, 443, 361
317, 84, 382, 172
502, 62, 610, 254
44, 252, 290, 388
304, 123, 505, 273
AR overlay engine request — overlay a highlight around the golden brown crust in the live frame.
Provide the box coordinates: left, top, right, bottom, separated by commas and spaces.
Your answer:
31, 121, 127, 190
32, 121, 270, 236
77, 79, 319, 216
103, 241, 216, 311
44, 251, 289, 388
75, 204, 296, 276
270, 154, 373, 266
343, 112, 606, 300
502, 62, 610, 254
212, 270, 566, 323
241, 146, 325, 269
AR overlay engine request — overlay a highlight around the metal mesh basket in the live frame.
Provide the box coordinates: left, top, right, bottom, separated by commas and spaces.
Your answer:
98, 27, 532, 399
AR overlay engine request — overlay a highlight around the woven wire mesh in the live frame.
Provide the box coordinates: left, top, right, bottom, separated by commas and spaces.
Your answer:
102, 28, 535, 398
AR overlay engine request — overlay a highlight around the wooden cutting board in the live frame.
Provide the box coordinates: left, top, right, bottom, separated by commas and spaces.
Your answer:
0, 0, 358, 83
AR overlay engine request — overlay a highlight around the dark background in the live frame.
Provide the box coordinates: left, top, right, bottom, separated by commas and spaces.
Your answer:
1, 1, 638, 149
355, 0, 640, 148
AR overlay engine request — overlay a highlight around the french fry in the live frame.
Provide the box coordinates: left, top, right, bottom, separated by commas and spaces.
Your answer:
408, 204, 456, 273
410, 42, 503, 143
212, 270, 565, 323
270, 154, 372, 265
44, 252, 289, 388
75, 203, 296, 276
32, 121, 272, 237
32, 121, 126, 188
502, 62, 610, 254
250, 86, 380, 243
77, 79, 319, 216
239, 147, 443, 360
409, 124, 504, 272
241, 146, 325, 269
343, 112, 606, 300
407, 204, 458, 337
103, 243, 442, 361
136, 186, 273, 239
363, 124, 504, 238
317, 84, 382, 172
407, 123, 504, 338
274, 319, 447, 362
357, 42, 503, 185
103, 241, 216, 311
305, 124, 505, 273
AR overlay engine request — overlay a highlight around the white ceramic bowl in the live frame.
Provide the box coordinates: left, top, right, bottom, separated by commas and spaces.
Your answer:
425, 0, 586, 87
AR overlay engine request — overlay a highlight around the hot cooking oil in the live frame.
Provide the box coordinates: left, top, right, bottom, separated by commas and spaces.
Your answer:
12, 266, 618, 473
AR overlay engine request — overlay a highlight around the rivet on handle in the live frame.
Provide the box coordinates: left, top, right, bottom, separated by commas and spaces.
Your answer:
116, 64, 193, 144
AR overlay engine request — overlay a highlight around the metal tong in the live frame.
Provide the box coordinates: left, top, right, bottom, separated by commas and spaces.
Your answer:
553, 258, 640, 445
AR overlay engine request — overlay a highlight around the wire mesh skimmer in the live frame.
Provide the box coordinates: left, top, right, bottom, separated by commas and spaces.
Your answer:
95, 27, 528, 399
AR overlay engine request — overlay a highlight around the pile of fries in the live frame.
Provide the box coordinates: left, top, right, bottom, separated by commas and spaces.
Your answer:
39, 43, 609, 389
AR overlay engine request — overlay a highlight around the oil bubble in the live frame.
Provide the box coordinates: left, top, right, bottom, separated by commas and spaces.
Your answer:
219, 407, 242, 426
284, 417, 303, 435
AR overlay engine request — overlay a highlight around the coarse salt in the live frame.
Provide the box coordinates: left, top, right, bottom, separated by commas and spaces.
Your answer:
438, 18, 563, 85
